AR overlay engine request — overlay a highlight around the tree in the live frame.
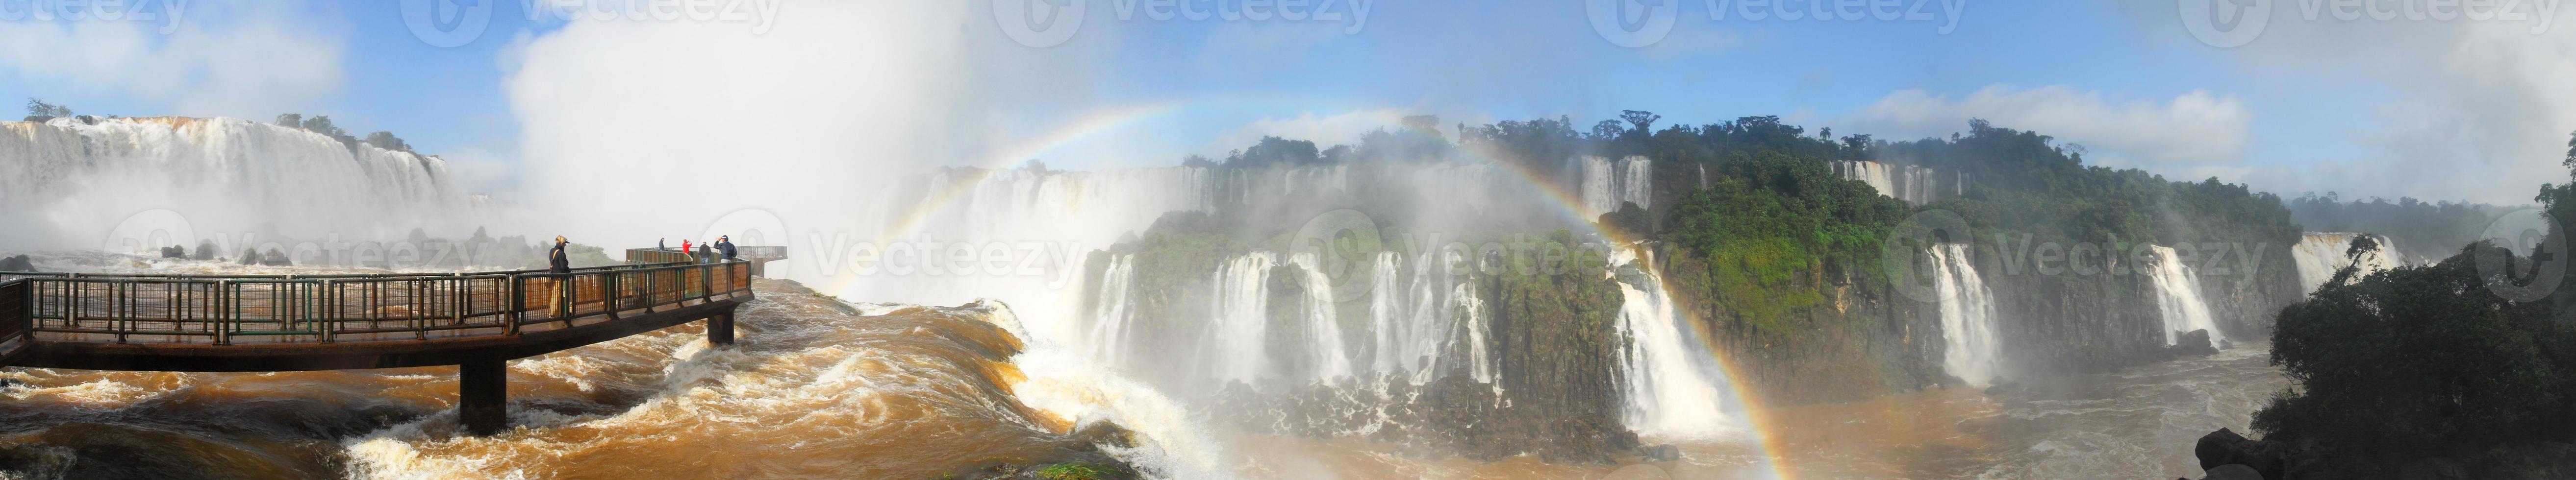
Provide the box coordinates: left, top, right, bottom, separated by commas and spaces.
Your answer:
363, 131, 412, 152
1619, 110, 1660, 133
275, 113, 302, 126
1591, 120, 1626, 140
24, 98, 70, 118
1818, 127, 1832, 140
300, 116, 345, 138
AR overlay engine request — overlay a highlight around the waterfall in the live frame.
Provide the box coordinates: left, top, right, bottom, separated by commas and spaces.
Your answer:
0, 117, 480, 249
1087, 255, 1138, 367
1830, 160, 1949, 204
1929, 244, 2004, 384
2144, 245, 2223, 345
1578, 155, 1653, 217
1609, 248, 1739, 439
1209, 253, 1279, 384
2289, 232, 2404, 295
1285, 252, 1354, 383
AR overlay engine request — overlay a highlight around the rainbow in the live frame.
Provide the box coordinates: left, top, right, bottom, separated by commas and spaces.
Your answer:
842, 105, 1801, 479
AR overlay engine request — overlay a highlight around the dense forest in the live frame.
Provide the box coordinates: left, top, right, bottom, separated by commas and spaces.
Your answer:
2284, 193, 2527, 260
2215, 134, 2576, 479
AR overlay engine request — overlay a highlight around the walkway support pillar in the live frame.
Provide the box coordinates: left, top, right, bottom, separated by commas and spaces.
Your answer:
707, 311, 734, 346
460, 357, 508, 435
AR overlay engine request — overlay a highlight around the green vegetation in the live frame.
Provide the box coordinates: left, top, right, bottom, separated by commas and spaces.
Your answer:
1659, 150, 1908, 335
2252, 133, 2576, 469
1032, 462, 1118, 480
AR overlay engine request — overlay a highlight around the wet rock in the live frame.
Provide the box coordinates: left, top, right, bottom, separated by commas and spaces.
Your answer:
2195, 428, 2284, 480
1069, 421, 1137, 450
2171, 329, 2219, 357
1641, 444, 1680, 462
158, 245, 186, 259
2201, 463, 2264, 480
239, 249, 260, 265
0, 255, 32, 272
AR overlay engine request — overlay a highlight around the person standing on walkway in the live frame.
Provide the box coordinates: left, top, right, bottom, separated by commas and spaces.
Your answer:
680, 239, 693, 263
697, 241, 713, 264
658, 238, 666, 251
548, 236, 573, 318
548, 236, 571, 274
715, 236, 737, 260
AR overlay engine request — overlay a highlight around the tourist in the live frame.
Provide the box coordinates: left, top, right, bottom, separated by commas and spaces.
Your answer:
697, 241, 713, 264
715, 236, 737, 260
680, 239, 693, 262
658, 238, 666, 251
548, 236, 571, 274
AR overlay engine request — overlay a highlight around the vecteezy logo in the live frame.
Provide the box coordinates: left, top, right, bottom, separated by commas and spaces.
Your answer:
2179, 0, 2270, 48
1289, 209, 1385, 301
1587, 0, 1678, 48
1883, 208, 1972, 303
402, 0, 493, 48
994, 0, 1086, 48
101, 209, 197, 256
2473, 208, 2567, 302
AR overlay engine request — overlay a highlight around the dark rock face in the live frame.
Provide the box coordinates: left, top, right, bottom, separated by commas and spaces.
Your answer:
0, 255, 31, 272
2195, 428, 2285, 480
158, 245, 186, 259
2201, 463, 2265, 480
2170, 329, 2220, 357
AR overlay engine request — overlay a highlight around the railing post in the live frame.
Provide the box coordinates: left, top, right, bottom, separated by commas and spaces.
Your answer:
318, 280, 335, 344
214, 280, 230, 346
506, 275, 523, 336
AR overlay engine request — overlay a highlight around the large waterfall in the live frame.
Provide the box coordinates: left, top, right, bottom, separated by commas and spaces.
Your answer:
2144, 245, 2224, 345
1609, 248, 1742, 439
1929, 243, 2004, 385
1830, 160, 1959, 205
0, 117, 480, 250
1578, 155, 1653, 217
2288, 232, 2404, 294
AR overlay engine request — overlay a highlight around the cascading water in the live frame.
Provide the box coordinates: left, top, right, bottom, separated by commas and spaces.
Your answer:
0, 117, 480, 249
1607, 248, 1742, 439
1087, 254, 1139, 367
2145, 245, 2223, 345
1578, 155, 1653, 217
1929, 243, 2004, 385
1829, 160, 1953, 205
1209, 252, 1278, 385
1284, 252, 1355, 383
2288, 232, 2404, 295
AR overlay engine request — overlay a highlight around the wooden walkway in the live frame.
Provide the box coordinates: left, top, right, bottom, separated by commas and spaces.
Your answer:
0, 247, 774, 434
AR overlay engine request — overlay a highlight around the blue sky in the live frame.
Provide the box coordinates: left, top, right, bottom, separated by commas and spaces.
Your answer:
1, 0, 2563, 205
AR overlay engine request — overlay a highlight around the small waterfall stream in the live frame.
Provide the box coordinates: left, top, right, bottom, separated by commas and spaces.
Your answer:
2145, 245, 2223, 345
1609, 248, 1741, 439
1930, 243, 2004, 385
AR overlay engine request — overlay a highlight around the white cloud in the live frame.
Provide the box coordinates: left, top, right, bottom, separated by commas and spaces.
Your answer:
1840, 85, 2255, 180
2116, 2, 2576, 204
0, 1, 343, 118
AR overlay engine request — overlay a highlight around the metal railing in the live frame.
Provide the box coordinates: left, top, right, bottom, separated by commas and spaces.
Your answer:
0, 259, 752, 346
627, 245, 783, 263
0, 279, 28, 347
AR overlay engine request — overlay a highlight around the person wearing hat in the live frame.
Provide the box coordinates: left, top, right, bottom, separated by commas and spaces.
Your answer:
547, 236, 573, 318
548, 236, 571, 274
715, 236, 737, 260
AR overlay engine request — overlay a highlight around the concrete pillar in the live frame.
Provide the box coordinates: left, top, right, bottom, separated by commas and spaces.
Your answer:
708, 312, 735, 346
459, 358, 508, 435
